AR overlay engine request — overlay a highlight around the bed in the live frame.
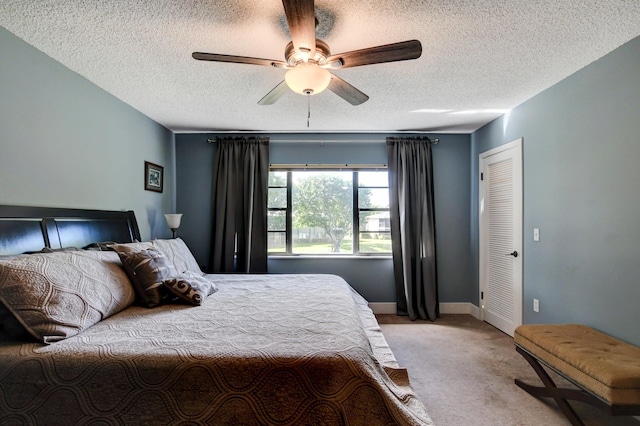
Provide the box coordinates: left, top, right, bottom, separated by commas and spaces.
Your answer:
0, 205, 432, 425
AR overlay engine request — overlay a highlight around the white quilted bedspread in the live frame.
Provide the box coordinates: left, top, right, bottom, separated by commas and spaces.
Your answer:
0, 274, 432, 425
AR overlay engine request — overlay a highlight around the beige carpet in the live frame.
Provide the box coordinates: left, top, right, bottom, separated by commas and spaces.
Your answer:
377, 314, 640, 426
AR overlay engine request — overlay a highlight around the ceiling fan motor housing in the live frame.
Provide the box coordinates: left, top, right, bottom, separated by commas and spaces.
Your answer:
285, 39, 331, 66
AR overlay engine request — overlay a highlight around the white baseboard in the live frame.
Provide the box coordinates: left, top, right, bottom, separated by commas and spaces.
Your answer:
439, 302, 481, 319
369, 302, 481, 319
368, 303, 397, 314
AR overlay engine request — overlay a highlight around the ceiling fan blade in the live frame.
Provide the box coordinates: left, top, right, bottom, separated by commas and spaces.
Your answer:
192, 52, 288, 68
258, 81, 289, 105
281, 0, 316, 57
327, 40, 422, 69
328, 74, 369, 106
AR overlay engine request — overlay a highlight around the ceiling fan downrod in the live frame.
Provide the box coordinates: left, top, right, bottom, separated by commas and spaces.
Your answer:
307, 93, 311, 128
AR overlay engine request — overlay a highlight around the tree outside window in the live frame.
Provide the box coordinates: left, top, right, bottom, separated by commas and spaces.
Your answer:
268, 169, 390, 255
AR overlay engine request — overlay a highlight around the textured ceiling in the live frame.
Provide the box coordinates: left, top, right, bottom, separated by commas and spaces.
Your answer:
1, 1, 639, 134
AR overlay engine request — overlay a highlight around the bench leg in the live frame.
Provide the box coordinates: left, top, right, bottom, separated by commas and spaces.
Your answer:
515, 346, 586, 426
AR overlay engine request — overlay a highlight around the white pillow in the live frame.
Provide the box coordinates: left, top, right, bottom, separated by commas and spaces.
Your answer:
0, 251, 135, 343
151, 238, 203, 275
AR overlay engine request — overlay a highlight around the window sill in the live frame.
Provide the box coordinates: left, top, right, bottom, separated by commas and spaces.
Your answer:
268, 254, 392, 260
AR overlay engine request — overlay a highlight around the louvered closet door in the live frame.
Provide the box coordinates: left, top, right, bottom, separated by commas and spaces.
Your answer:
479, 139, 523, 336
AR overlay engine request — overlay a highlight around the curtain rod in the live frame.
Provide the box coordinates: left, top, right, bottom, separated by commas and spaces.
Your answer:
207, 138, 439, 144
270, 164, 387, 170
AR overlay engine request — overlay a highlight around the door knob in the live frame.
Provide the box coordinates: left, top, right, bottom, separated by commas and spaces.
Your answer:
506, 251, 518, 257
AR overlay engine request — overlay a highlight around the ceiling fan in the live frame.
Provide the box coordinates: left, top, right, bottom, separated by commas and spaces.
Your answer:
192, 0, 422, 106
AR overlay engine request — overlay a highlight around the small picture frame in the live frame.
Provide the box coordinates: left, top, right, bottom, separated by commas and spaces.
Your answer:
144, 161, 163, 193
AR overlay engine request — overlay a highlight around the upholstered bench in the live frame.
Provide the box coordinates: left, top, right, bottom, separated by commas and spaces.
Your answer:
514, 324, 640, 426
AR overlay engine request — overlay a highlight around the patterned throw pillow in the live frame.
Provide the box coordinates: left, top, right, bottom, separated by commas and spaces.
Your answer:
162, 272, 218, 306
116, 248, 177, 308
109, 241, 153, 254
0, 251, 135, 343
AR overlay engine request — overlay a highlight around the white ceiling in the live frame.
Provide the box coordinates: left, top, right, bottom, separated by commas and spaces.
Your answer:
1, 1, 639, 134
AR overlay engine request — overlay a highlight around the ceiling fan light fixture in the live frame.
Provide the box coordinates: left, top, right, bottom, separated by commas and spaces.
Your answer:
285, 63, 331, 95
192, 1, 421, 106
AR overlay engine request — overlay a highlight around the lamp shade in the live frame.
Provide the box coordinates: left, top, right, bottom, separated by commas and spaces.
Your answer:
164, 213, 182, 229
285, 63, 331, 95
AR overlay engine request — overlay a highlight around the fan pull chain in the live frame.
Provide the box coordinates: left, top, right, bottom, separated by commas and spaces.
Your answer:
307, 94, 311, 128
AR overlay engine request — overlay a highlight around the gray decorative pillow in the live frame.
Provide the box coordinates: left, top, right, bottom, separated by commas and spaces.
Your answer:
116, 248, 177, 308
0, 251, 135, 344
151, 238, 203, 275
162, 272, 218, 306
36, 247, 81, 253
110, 239, 202, 276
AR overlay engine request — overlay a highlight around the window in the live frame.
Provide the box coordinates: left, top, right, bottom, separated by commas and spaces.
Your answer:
268, 169, 390, 255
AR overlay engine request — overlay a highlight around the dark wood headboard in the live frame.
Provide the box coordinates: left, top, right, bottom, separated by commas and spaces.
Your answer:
0, 205, 141, 256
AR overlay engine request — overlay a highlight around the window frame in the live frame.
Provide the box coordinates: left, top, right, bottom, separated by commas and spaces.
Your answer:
268, 165, 390, 256
355, 172, 392, 253
266, 170, 291, 254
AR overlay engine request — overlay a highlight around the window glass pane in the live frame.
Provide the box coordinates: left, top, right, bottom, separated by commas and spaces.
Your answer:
268, 210, 286, 231
359, 188, 389, 208
292, 171, 353, 254
268, 187, 287, 208
358, 171, 388, 187
359, 232, 392, 253
292, 230, 353, 254
360, 211, 391, 233
268, 232, 286, 253
269, 171, 287, 187
359, 208, 391, 253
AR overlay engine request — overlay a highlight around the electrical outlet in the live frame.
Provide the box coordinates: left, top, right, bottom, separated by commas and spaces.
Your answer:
533, 299, 539, 312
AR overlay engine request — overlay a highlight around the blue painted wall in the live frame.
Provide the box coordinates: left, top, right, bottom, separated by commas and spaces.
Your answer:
7, 18, 636, 342
175, 133, 472, 303
471, 36, 640, 344
0, 26, 175, 240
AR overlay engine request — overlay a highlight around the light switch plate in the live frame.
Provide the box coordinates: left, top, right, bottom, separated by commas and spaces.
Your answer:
533, 228, 540, 241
